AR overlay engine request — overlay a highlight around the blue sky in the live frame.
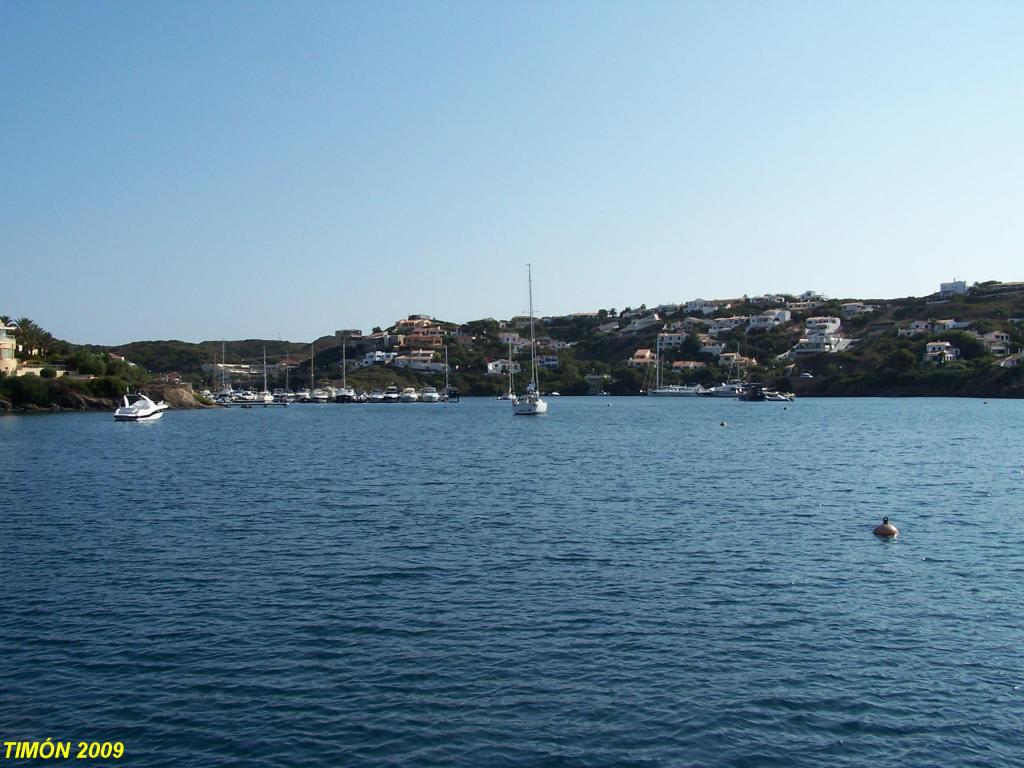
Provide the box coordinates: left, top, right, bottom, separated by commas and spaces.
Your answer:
2, 1, 1022, 344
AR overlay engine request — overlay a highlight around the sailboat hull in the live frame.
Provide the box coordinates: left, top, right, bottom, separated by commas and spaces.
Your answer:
513, 397, 548, 415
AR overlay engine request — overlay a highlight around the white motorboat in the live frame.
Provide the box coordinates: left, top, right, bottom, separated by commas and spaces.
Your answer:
311, 388, 332, 403
113, 393, 168, 421
765, 389, 795, 402
400, 387, 419, 403
367, 388, 385, 403
705, 381, 743, 397
420, 386, 441, 403
383, 385, 401, 403
514, 264, 548, 416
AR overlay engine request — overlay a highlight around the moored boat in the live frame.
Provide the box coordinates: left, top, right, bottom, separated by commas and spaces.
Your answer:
113, 393, 169, 421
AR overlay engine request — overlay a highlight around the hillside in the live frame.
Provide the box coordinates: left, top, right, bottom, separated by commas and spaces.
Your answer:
6, 282, 1024, 400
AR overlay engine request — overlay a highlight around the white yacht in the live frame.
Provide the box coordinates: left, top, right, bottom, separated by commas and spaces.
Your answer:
383, 385, 400, 403
400, 387, 419, 403
367, 388, 385, 403
705, 381, 743, 397
514, 264, 548, 416
420, 386, 441, 403
113, 393, 169, 421
311, 387, 332, 403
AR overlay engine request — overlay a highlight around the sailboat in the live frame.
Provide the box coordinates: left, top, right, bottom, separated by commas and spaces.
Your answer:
258, 348, 274, 403
513, 264, 548, 415
336, 336, 356, 402
496, 337, 516, 401
647, 335, 704, 397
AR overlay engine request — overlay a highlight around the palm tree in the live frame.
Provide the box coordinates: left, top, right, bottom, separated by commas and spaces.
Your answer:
13, 317, 40, 358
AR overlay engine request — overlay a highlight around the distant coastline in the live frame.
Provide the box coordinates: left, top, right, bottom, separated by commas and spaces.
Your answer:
3, 280, 1023, 411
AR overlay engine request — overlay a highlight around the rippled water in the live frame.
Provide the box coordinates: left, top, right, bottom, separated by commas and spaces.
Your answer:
3, 397, 1024, 767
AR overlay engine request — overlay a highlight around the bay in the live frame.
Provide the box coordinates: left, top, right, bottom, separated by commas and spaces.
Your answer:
2, 397, 1023, 767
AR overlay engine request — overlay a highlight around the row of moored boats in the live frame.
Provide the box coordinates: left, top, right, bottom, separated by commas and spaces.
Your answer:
207, 384, 457, 405
647, 381, 794, 401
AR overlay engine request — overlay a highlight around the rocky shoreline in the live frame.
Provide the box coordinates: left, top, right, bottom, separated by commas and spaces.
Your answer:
0, 383, 214, 414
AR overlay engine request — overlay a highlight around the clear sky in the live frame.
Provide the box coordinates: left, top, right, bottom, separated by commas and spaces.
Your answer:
2, 1, 1022, 344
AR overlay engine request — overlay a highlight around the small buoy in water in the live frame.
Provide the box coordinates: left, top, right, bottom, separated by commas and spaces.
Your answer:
720, 421, 727, 427
873, 516, 899, 537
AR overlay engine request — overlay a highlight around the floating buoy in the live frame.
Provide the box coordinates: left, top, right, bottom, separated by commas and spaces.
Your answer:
720, 421, 727, 427
873, 516, 899, 537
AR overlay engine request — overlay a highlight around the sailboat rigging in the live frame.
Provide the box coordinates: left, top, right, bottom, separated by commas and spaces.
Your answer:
513, 264, 548, 415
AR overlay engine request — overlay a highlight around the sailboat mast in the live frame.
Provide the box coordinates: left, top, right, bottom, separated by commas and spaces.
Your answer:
342, 337, 346, 388
528, 263, 537, 386
263, 347, 267, 392
310, 342, 314, 392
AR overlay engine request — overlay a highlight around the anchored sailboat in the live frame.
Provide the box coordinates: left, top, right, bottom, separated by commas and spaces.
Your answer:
513, 264, 548, 415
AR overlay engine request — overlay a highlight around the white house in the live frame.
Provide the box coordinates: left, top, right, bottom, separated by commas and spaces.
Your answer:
0, 323, 16, 375
747, 309, 791, 331
925, 341, 960, 362
786, 300, 823, 312
933, 319, 971, 331
363, 351, 398, 366
841, 302, 878, 318
698, 335, 725, 357
393, 350, 447, 372
685, 299, 727, 316
657, 332, 687, 348
939, 280, 968, 297
498, 331, 520, 345
708, 316, 750, 337
619, 314, 662, 335
486, 358, 522, 375
749, 294, 787, 306
806, 316, 842, 334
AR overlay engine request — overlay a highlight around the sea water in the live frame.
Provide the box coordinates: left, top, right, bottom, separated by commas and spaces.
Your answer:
2, 397, 1023, 766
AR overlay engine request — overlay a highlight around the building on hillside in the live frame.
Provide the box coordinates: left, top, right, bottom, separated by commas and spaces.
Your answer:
486, 358, 522, 375
708, 316, 750, 337
939, 280, 968, 298
334, 329, 363, 341
362, 351, 398, 366
619, 314, 662, 335
657, 332, 687, 348
393, 349, 446, 372
685, 299, 728, 316
537, 355, 559, 370
1, 324, 19, 375
786, 300, 823, 312
805, 316, 842, 334
498, 331, 520, 345
933, 319, 971, 331
717, 352, 756, 370
628, 349, 657, 368
980, 331, 1011, 356
595, 321, 620, 334
747, 309, 791, 331
671, 360, 706, 371
749, 294, 787, 306
697, 335, 725, 357
840, 302, 878, 318
404, 327, 444, 348
925, 341, 960, 363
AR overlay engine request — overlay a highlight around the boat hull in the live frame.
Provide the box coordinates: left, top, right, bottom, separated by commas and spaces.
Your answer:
114, 410, 163, 421
513, 397, 548, 415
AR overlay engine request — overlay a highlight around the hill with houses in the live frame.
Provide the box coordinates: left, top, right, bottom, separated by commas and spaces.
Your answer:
3, 279, 1024, 409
